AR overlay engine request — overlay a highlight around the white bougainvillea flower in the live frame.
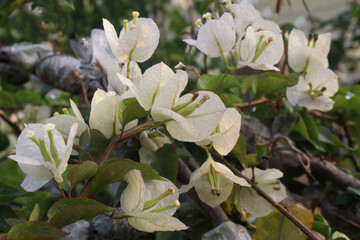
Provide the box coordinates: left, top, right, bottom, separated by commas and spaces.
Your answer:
120, 169, 187, 232
89, 89, 137, 138
226, 0, 262, 36
235, 26, 284, 71
183, 12, 236, 58
8, 123, 77, 192
150, 70, 226, 141
286, 68, 338, 112
116, 62, 175, 111
236, 168, 286, 217
103, 12, 160, 63
180, 153, 249, 207
46, 99, 87, 143
196, 108, 241, 156
139, 131, 172, 152
107, 60, 142, 96
288, 29, 331, 73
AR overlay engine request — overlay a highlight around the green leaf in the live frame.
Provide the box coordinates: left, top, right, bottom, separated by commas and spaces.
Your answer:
7, 221, 67, 240
253, 72, 296, 97
254, 204, 314, 240
29, 204, 40, 222
197, 74, 239, 90
156, 231, 184, 240
57, 0, 74, 11
232, 134, 247, 168
0, 205, 17, 232
0, 182, 26, 202
79, 129, 109, 161
118, 98, 150, 127
0, 131, 10, 151
255, 144, 269, 162
66, 161, 98, 190
95, 158, 163, 186
312, 213, 331, 238
155, 144, 178, 183
47, 198, 114, 228
15, 90, 44, 105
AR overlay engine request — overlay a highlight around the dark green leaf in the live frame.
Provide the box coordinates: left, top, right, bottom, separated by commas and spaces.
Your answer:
0, 182, 26, 202
29, 204, 40, 222
197, 74, 239, 90
312, 214, 331, 238
118, 98, 150, 127
156, 231, 184, 240
79, 129, 109, 161
0, 205, 17, 232
155, 144, 178, 183
232, 134, 247, 168
253, 72, 296, 97
47, 198, 114, 228
66, 161, 98, 190
96, 158, 163, 186
7, 221, 67, 240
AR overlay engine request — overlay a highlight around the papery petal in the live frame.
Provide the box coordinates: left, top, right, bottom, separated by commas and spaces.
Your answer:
143, 178, 179, 216
118, 18, 160, 63
305, 68, 338, 97
107, 61, 126, 95
180, 159, 211, 193
127, 212, 188, 232
58, 123, 78, 174
239, 187, 274, 217
21, 175, 49, 192
121, 169, 145, 214
70, 99, 84, 122
229, 2, 261, 35
194, 171, 234, 207
91, 89, 107, 109
237, 27, 256, 64
46, 115, 86, 140
8, 155, 53, 181
297, 95, 335, 112
137, 62, 174, 110
152, 70, 188, 110
211, 161, 249, 187
316, 32, 331, 56
140, 131, 171, 152
91, 28, 118, 71
288, 29, 307, 49
121, 61, 142, 87
260, 182, 287, 203
242, 168, 283, 181
102, 18, 119, 58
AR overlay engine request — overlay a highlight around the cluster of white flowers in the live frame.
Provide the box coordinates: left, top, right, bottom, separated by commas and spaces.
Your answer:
184, 0, 284, 71
286, 29, 339, 112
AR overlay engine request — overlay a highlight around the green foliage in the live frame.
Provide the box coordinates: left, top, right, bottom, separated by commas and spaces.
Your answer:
95, 158, 163, 186
254, 205, 314, 240
47, 198, 114, 228
78, 129, 109, 162
118, 97, 150, 127
66, 161, 98, 190
7, 221, 68, 240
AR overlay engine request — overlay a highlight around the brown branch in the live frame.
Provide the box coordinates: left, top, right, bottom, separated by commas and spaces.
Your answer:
177, 158, 230, 227
235, 94, 284, 110
0, 109, 21, 135
307, 110, 339, 121
216, 153, 321, 240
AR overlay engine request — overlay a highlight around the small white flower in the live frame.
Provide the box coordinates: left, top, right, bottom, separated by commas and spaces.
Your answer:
288, 29, 331, 73
103, 13, 160, 63
184, 12, 236, 58
235, 26, 284, 71
8, 123, 78, 192
286, 68, 338, 112
44, 123, 55, 131
120, 169, 187, 232
196, 108, 241, 156
236, 168, 286, 217
180, 154, 250, 207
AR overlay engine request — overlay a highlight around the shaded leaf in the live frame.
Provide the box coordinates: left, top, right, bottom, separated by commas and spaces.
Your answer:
118, 98, 149, 127
7, 221, 67, 240
79, 129, 109, 161
96, 158, 163, 186
155, 144, 178, 183
29, 204, 40, 222
47, 198, 114, 228
66, 161, 98, 190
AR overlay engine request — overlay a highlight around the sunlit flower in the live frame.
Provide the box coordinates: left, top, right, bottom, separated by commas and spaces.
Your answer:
235, 168, 286, 217
180, 153, 249, 207
120, 169, 187, 232
286, 68, 338, 112
8, 123, 77, 192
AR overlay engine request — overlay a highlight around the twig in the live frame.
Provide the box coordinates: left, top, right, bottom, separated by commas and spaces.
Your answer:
307, 110, 339, 121
0, 109, 21, 135
216, 153, 321, 240
235, 94, 284, 109
81, 80, 91, 115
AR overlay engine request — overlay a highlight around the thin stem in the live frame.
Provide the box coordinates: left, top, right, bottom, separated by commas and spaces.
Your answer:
57, 183, 67, 198
235, 94, 284, 110
216, 153, 321, 240
0, 109, 21, 135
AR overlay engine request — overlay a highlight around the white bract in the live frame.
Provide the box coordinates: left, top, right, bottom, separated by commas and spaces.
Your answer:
288, 29, 331, 73
286, 68, 338, 112
237, 168, 286, 217
103, 12, 159, 64
150, 69, 226, 142
89, 89, 138, 139
196, 108, 241, 156
46, 99, 87, 145
120, 169, 187, 232
180, 153, 249, 207
116, 62, 175, 111
235, 26, 284, 71
139, 131, 172, 152
183, 12, 236, 58
8, 123, 77, 192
